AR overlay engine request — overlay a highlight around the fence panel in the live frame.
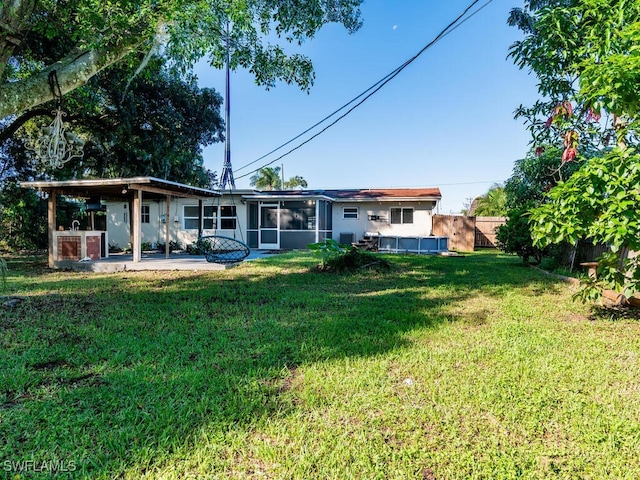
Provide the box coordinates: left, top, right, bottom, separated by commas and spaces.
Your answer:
475, 216, 506, 248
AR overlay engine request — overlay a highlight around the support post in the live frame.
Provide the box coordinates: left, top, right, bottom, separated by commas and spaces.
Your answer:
198, 199, 203, 239
165, 196, 171, 259
132, 189, 142, 262
47, 189, 57, 268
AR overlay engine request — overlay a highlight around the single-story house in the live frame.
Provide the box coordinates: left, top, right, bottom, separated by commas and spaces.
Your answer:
20, 177, 445, 268
105, 187, 444, 251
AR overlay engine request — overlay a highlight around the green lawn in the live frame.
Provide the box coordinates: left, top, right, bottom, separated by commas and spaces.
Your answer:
1, 252, 639, 479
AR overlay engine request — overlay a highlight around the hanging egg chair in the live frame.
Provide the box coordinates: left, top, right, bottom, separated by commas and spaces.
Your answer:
196, 235, 250, 265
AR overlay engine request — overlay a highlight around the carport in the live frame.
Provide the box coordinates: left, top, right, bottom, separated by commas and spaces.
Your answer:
20, 177, 220, 269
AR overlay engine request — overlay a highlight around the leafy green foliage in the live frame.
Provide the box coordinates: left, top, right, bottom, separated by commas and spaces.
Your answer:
0, 257, 7, 291
308, 238, 347, 269
249, 166, 308, 191
508, 0, 618, 152
469, 184, 507, 216
508, 0, 640, 303
157, 240, 182, 253
74, 58, 224, 186
308, 239, 390, 272
283, 175, 308, 190
250, 166, 283, 190
496, 205, 543, 264
504, 146, 580, 209
1, 0, 364, 118
0, 179, 47, 251
498, 147, 579, 267
530, 148, 640, 298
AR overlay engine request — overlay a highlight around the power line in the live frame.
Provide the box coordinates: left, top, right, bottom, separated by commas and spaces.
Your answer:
235, 0, 494, 181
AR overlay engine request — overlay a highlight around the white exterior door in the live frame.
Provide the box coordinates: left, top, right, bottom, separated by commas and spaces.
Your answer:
259, 204, 280, 249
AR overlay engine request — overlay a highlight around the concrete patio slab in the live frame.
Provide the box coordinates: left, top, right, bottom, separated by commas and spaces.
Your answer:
60, 250, 277, 272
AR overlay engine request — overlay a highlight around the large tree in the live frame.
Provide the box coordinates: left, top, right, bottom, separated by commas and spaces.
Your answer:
1, 57, 224, 185
510, 0, 640, 302
0, 0, 363, 120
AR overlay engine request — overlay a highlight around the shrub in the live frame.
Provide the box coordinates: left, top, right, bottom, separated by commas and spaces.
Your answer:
0, 257, 7, 291
308, 239, 390, 272
496, 206, 543, 264
158, 240, 182, 253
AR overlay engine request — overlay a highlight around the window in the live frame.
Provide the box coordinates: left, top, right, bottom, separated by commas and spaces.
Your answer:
183, 205, 200, 230
220, 205, 237, 230
390, 207, 414, 224
343, 207, 358, 219
141, 205, 150, 224
281, 201, 316, 230
203, 205, 217, 229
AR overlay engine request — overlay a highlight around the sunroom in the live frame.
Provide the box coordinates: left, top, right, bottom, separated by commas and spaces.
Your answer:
243, 192, 334, 250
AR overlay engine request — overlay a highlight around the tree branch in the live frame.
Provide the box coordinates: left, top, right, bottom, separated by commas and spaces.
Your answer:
0, 107, 49, 144
0, 40, 144, 119
0, 0, 38, 81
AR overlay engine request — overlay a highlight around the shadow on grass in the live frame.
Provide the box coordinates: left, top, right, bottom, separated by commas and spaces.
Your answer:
0, 251, 569, 478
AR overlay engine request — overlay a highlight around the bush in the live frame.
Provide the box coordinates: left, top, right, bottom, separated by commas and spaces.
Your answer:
308, 239, 390, 272
187, 238, 211, 255
0, 257, 7, 291
496, 206, 543, 264
157, 240, 182, 253
0, 179, 47, 251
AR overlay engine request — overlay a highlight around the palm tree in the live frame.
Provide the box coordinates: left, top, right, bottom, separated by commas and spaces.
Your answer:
469, 185, 507, 216
250, 167, 282, 190
283, 175, 308, 190
250, 167, 309, 191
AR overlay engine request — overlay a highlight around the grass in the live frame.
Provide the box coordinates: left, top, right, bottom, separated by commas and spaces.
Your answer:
1, 251, 639, 479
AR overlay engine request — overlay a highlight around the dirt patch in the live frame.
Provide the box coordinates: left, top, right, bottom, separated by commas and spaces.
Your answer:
31, 358, 68, 370
422, 467, 437, 480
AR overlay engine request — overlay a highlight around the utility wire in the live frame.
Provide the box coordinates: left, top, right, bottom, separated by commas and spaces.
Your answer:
234, 68, 399, 173
235, 0, 494, 180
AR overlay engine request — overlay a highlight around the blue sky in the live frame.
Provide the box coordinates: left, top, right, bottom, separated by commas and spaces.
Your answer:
194, 0, 539, 213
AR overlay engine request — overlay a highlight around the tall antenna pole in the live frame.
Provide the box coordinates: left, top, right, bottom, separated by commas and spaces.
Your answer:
219, 21, 236, 190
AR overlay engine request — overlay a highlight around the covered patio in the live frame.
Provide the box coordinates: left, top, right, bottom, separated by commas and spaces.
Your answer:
20, 177, 221, 269
59, 250, 274, 272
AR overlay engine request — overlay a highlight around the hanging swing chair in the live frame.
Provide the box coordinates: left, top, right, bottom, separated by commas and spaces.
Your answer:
196, 189, 251, 265
196, 235, 250, 265
198, 33, 251, 266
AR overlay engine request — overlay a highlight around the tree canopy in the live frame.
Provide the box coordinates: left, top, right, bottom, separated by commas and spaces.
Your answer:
249, 166, 307, 190
0, 0, 363, 119
508, 0, 640, 302
468, 184, 507, 217
0, 57, 224, 186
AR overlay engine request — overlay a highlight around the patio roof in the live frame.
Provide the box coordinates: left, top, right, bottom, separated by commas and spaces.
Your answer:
19, 176, 220, 201
20, 177, 220, 268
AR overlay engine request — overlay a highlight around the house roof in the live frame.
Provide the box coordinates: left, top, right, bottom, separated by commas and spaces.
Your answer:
322, 188, 442, 202
20, 176, 221, 201
241, 188, 442, 203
